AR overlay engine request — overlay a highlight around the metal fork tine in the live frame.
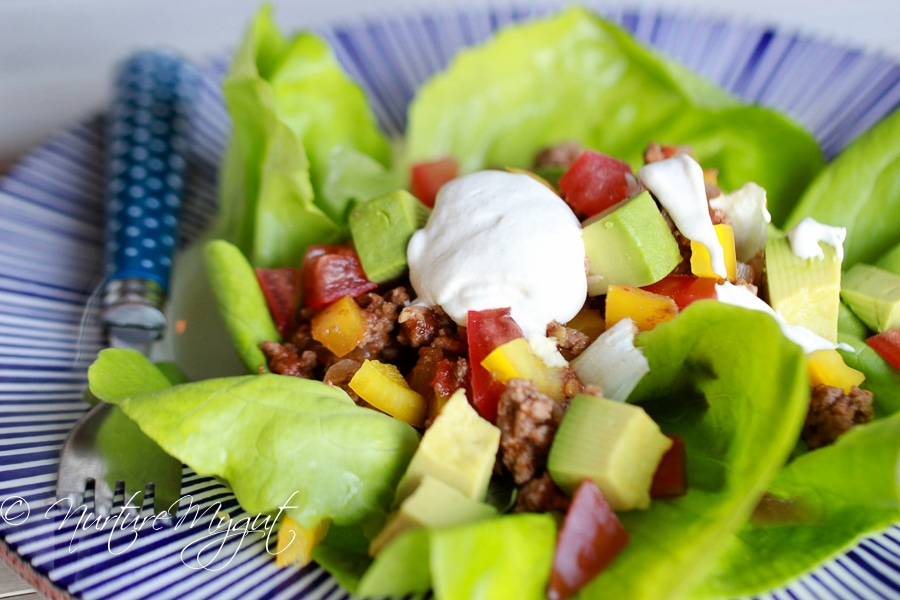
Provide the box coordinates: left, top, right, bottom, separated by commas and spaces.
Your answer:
57, 402, 182, 517
93, 479, 115, 517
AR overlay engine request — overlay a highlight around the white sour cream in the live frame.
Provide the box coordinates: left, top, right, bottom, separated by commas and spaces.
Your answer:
715, 281, 852, 354
638, 154, 727, 278
407, 170, 587, 337
788, 217, 846, 261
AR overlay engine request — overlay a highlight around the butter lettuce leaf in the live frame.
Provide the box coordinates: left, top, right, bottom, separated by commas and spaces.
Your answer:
218, 5, 396, 268
839, 333, 900, 418
696, 413, 900, 598
785, 105, 900, 267
89, 349, 420, 531
405, 7, 823, 225
562, 301, 809, 599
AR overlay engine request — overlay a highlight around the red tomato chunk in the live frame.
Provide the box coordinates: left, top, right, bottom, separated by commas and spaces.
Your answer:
650, 434, 687, 499
866, 328, 900, 370
301, 244, 377, 310
558, 149, 634, 218
255, 266, 302, 337
549, 479, 630, 600
466, 307, 524, 423
641, 274, 718, 311
410, 157, 459, 208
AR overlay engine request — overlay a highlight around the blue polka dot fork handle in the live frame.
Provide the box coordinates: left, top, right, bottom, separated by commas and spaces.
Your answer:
56, 51, 197, 517
103, 50, 198, 353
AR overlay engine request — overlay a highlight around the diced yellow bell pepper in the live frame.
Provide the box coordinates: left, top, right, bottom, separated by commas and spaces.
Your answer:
274, 516, 330, 568
690, 223, 737, 281
481, 337, 566, 401
566, 307, 606, 342
311, 295, 368, 357
807, 349, 865, 393
605, 285, 678, 331
349, 359, 427, 427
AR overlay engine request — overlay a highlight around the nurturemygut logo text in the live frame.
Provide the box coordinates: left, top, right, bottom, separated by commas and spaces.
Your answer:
1, 492, 302, 571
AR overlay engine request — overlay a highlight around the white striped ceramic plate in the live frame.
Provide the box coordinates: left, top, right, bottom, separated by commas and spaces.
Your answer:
2, 5, 899, 599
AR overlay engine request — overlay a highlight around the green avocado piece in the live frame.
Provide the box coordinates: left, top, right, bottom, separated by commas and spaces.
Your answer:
349, 189, 431, 283
765, 233, 842, 342
394, 389, 501, 504
369, 474, 496, 555
548, 394, 672, 511
356, 527, 432, 598
581, 191, 682, 295
841, 263, 900, 332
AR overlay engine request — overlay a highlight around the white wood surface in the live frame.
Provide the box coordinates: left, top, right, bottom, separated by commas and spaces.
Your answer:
0, 562, 44, 599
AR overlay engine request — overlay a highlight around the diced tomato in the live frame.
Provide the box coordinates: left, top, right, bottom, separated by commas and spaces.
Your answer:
410, 157, 459, 208
548, 479, 630, 600
866, 328, 900, 370
255, 266, 302, 337
466, 308, 524, 423
557, 150, 634, 218
640, 274, 718, 311
301, 244, 378, 310
650, 434, 687, 499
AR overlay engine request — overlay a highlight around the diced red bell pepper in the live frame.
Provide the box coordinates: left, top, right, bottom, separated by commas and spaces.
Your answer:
466, 308, 524, 423
410, 157, 459, 208
866, 328, 900, 370
432, 357, 468, 401
301, 244, 377, 310
650, 434, 687, 499
548, 480, 630, 600
557, 149, 634, 218
255, 266, 302, 337
640, 274, 718, 311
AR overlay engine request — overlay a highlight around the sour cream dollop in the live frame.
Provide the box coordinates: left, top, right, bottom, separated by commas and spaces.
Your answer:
715, 281, 852, 354
638, 154, 727, 278
407, 170, 587, 337
788, 217, 846, 261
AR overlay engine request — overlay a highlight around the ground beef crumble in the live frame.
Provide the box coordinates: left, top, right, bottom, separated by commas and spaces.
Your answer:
495, 378, 572, 512
532, 141, 584, 170
802, 384, 874, 449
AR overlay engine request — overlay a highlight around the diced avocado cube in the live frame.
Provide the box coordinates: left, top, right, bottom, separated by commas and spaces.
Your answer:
430, 513, 556, 600
349, 189, 431, 283
841, 263, 900, 333
765, 233, 842, 342
395, 389, 501, 503
357, 528, 432, 597
581, 191, 682, 296
369, 475, 496, 555
548, 394, 673, 511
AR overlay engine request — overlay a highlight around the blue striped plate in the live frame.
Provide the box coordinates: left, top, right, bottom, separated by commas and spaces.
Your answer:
2, 5, 899, 599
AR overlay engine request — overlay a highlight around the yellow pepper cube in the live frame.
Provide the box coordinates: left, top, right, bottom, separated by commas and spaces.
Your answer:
311, 295, 368, 357
349, 359, 427, 427
605, 285, 678, 331
481, 337, 566, 401
690, 223, 737, 281
275, 516, 330, 568
565, 307, 606, 342
807, 349, 865, 393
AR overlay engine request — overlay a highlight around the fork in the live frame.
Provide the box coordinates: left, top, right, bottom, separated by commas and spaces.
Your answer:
56, 50, 198, 515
